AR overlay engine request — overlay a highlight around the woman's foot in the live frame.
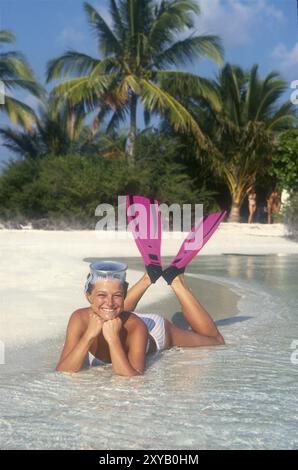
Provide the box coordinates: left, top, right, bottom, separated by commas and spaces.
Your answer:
146, 264, 163, 283
162, 266, 185, 285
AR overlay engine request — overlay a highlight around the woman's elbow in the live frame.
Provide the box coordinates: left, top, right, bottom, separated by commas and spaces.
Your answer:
117, 369, 145, 377
55, 363, 80, 373
123, 372, 144, 377
216, 333, 225, 345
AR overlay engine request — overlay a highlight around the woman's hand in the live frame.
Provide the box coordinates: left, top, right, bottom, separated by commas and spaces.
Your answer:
85, 312, 104, 341
102, 317, 122, 345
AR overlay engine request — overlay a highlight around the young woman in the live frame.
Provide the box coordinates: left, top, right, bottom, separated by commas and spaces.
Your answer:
56, 261, 225, 376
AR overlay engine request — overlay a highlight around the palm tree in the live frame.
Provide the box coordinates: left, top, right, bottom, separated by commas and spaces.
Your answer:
46, 0, 223, 165
0, 96, 128, 160
0, 99, 87, 159
0, 30, 43, 129
201, 64, 297, 221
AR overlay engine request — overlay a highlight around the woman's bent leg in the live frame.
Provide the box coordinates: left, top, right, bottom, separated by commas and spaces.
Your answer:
168, 274, 224, 346
124, 273, 151, 311
164, 319, 224, 348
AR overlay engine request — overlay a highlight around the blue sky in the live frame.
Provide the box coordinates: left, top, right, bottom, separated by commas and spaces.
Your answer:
0, 0, 297, 163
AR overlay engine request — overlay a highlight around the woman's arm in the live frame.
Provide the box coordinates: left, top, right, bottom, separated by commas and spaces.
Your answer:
56, 333, 93, 373
103, 319, 148, 376
124, 273, 152, 311
56, 311, 103, 373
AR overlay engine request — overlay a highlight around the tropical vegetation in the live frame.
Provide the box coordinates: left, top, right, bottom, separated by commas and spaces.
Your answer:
0, 29, 43, 128
269, 129, 298, 193
0, 1, 297, 227
46, 0, 223, 164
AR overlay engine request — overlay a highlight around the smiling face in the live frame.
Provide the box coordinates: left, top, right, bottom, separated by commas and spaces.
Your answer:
85, 279, 125, 321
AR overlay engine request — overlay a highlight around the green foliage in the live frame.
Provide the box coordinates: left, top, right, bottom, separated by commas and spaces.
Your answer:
195, 64, 296, 221
0, 154, 133, 220
0, 159, 41, 216
283, 191, 298, 240
270, 129, 298, 192
0, 29, 44, 129
135, 129, 216, 209
0, 136, 209, 224
0, 100, 91, 159
46, 1, 223, 162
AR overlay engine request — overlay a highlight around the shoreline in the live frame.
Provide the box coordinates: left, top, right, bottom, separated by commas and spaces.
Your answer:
1, 223, 297, 256
1, 225, 297, 350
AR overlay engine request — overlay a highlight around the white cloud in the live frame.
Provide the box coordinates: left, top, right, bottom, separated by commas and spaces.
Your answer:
57, 26, 87, 49
272, 42, 298, 69
56, 3, 112, 51
197, 0, 285, 48
271, 42, 298, 80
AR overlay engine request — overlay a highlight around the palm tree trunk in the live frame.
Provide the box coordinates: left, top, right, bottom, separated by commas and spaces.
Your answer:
228, 187, 245, 222
228, 199, 241, 222
67, 106, 75, 141
127, 94, 137, 166
228, 174, 256, 222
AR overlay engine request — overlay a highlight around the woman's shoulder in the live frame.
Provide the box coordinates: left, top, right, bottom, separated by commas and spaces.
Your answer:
69, 307, 90, 326
121, 311, 147, 332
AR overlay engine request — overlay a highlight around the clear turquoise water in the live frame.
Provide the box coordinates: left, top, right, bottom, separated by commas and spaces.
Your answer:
0, 255, 297, 449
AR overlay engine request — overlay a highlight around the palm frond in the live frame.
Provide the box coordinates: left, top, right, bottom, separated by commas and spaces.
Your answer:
1, 96, 37, 129
0, 127, 41, 159
149, 0, 201, 50
266, 101, 298, 131
84, 1, 121, 56
0, 50, 28, 64
109, 0, 126, 42
156, 70, 221, 111
3, 78, 44, 98
89, 57, 121, 77
121, 74, 141, 94
92, 104, 112, 131
140, 78, 206, 146
143, 107, 151, 127
50, 74, 116, 111
106, 104, 130, 135
46, 51, 100, 82
221, 64, 243, 127
154, 35, 223, 68
0, 30, 16, 44
0, 55, 37, 82
245, 64, 260, 121
255, 75, 288, 121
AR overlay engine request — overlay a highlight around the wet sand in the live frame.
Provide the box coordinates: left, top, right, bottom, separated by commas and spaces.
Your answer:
1, 254, 297, 450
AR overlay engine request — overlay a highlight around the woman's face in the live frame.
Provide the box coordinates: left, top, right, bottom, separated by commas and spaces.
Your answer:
86, 279, 125, 321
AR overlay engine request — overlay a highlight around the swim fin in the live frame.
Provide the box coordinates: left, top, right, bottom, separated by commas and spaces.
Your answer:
126, 195, 163, 283
162, 211, 226, 285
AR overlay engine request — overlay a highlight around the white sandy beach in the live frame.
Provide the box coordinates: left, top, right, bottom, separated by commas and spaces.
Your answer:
1, 224, 298, 450
0, 223, 298, 348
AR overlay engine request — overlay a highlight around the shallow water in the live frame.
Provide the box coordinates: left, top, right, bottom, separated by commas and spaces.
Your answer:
1, 255, 298, 449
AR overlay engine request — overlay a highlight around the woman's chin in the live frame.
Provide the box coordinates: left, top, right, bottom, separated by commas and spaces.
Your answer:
100, 312, 117, 321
